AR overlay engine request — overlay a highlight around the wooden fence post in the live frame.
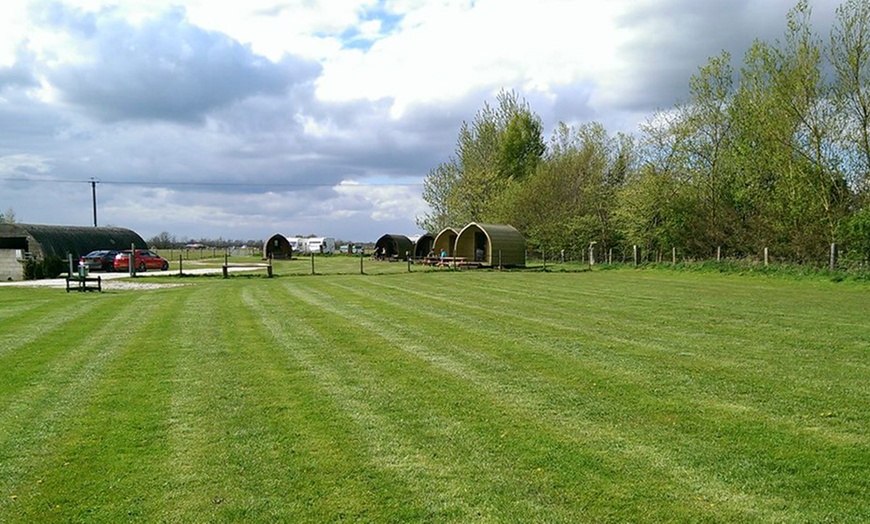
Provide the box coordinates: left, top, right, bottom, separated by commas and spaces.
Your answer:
672, 247, 676, 265
764, 247, 769, 266
830, 243, 837, 271
633, 245, 639, 266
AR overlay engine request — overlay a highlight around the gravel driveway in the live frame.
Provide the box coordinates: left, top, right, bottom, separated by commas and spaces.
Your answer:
0, 265, 267, 290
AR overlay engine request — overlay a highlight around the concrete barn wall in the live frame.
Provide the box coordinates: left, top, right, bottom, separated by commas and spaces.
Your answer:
0, 250, 23, 281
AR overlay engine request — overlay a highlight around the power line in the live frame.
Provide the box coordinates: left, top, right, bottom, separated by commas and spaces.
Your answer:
0, 176, 423, 187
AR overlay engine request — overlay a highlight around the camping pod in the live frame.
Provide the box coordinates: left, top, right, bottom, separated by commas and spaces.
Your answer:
454, 223, 525, 267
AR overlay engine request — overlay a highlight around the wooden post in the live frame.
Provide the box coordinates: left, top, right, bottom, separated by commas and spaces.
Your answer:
130, 243, 136, 277
764, 247, 769, 266
267, 254, 273, 278
608, 248, 612, 265
672, 247, 676, 265
498, 249, 502, 271
179, 254, 183, 277
407, 251, 411, 272
222, 253, 228, 278
542, 248, 546, 270
830, 243, 837, 271
310, 252, 315, 275
633, 245, 639, 266
360, 248, 364, 275
717, 246, 721, 262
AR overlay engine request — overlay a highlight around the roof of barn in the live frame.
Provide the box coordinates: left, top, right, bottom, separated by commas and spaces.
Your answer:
0, 223, 147, 259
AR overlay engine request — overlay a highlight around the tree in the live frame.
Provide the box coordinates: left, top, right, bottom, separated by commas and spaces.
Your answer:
682, 51, 741, 253
147, 231, 177, 249
417, 90, 545, 229
417, 160, 460, 233
507, 121, 632, 256
618, 110, 693, 257
0, 207, 16, 223
776, 1, 849, 249
830, 0, 870, 199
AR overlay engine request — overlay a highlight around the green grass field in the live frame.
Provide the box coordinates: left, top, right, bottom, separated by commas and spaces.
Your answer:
1, 261, 868, 522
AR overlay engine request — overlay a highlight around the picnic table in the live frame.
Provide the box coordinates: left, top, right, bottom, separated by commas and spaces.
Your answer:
66, 275, 102, 292
422, 256, 468, 267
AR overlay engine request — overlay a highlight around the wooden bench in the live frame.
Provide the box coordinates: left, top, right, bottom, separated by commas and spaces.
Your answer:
66, 275, 102, 292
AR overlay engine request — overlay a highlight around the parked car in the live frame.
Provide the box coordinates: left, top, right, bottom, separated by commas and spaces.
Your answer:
79, 249, 120, 271
113, 249, 170, 272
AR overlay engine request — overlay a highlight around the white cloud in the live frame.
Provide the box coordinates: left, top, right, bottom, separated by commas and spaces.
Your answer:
334, 180, 425, 224
316, 0, 626, 116
0, 0, 840, 242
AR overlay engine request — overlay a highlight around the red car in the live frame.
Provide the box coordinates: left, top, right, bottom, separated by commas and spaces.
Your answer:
113, 249, 170, 272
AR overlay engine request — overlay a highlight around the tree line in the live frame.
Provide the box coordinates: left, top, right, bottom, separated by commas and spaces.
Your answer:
418, 0, 870, 265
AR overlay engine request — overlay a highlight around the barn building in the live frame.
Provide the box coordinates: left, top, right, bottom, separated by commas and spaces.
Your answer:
454, 223, 525, 267
0, 223, 146, 281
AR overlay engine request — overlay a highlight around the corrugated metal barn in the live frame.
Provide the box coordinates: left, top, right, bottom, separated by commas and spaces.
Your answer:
454, 223, 525, 267
433, 227, 458, 257
263, 233, 293, 259
0, 223, 146, 281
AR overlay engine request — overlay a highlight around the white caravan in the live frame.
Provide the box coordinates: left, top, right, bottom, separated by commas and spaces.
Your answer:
306, 237, 335, 254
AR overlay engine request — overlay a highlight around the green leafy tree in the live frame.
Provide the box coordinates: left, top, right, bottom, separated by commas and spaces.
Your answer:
682, 51, 741, 254
417, 161, 461, 233
506, 122, 632, 257
777, 1, 849, 250
417, 90, 545, 229
830, 0, 870, 200
618, 109, 694, 257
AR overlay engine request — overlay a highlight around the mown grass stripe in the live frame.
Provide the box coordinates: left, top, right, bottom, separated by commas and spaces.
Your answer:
362, 274, 870, 449
239, 285, 440, 521
273, 279, 773, 521
317, 275, 869, 521
8, 288, 189, 521
358, 275, 870, 433
0, 292, 105, 359
261, 282, 561, 519
0, 291, 166, 518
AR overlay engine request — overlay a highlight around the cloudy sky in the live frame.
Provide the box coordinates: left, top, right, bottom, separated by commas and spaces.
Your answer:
0, 0, 838, 243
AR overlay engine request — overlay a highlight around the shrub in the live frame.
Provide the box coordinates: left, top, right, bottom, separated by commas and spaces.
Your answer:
23, 256, 67, 280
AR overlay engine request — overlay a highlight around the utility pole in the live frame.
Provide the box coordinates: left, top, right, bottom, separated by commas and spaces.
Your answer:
90, 178, 98, 227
